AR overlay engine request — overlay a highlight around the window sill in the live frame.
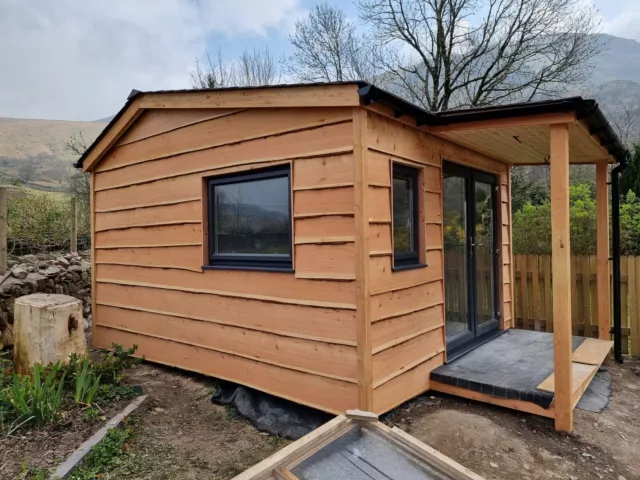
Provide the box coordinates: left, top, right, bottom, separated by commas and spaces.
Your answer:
202, 265, 294, 273
392, 262, 427, 272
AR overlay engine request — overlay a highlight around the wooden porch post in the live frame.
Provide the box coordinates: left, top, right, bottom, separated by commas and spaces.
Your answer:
550, 123, 573, 433
596, 161, 611, 341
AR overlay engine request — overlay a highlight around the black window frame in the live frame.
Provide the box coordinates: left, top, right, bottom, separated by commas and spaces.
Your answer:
392, 163, 422, 270
206, 165, 293, 272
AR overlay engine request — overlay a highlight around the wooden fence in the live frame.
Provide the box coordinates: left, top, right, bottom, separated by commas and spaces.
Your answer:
513, 254, 640, 356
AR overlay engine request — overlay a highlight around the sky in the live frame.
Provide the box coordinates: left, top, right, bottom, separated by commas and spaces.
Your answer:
1, 0, 639, 121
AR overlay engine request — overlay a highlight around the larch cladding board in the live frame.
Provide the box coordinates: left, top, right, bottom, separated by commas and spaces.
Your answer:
364, 111, 513, 413
92, 107, 359, 414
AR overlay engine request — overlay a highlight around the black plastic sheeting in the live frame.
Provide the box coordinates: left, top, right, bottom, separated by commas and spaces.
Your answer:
576, 367, 612, 413
211, 380, 332, 440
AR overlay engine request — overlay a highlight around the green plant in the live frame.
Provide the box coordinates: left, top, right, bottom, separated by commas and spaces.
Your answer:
9, 363, 65, 428
96, 384, 138, 404
73, 358, 101, 407
70, 423, 133, 480
94, 344, 142, 384
82, 408, 101, 422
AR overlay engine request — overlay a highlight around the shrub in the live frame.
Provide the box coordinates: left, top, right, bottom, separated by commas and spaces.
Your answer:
93, 344, 142, 385
9, 363, 66, 428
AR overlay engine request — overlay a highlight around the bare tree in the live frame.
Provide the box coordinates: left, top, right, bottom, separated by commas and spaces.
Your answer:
65, 132, 90, 204
17, 162, 39, 185
601, 98, 640, 147
190, 47, 236, 88
285, 3, 378, 82
238, 47, 280, 86
357, 0, 603, 111
191, 46, 279, 89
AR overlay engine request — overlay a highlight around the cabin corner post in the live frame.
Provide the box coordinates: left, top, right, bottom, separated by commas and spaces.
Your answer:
596, 160, 611, 341
353, 107, 373, 410
550, 123, 573, 433
89, 173, 98, 348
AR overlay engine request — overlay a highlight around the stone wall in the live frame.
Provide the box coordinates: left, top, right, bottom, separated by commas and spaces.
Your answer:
0, 251, 91, 347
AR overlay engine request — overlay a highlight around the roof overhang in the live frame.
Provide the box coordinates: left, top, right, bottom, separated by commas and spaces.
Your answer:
77, 81, 627, 172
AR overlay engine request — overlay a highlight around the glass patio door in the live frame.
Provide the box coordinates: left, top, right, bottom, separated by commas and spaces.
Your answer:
443, 162, 500, 354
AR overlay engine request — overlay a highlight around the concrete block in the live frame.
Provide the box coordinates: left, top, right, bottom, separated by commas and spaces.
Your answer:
13, 293, 86, 374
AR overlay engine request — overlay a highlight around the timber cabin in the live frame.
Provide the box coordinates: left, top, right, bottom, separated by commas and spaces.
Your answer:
77, 82, 626, 433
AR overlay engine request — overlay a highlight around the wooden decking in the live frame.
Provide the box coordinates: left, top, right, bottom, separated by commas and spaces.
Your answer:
429, 329, 612, 420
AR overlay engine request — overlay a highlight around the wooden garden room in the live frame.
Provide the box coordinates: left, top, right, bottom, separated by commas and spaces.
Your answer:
76, 82, 626, 434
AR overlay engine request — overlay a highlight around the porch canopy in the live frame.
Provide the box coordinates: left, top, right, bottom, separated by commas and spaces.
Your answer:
359, 86, 626, 433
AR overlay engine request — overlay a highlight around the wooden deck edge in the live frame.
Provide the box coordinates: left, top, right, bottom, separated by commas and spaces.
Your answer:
429, 380, 555, 419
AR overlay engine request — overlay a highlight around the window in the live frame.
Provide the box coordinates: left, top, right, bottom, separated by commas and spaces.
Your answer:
207, 166, 292, 271
392, 163, 421, 269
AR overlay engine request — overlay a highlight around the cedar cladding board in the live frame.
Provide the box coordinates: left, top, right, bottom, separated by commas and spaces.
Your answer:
88, 92, 512, 415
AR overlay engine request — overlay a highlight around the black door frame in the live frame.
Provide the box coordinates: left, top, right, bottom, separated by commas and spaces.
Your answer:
443, 161, 501, 355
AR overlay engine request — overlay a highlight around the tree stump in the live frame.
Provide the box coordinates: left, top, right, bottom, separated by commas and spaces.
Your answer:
14, 293, 86, 374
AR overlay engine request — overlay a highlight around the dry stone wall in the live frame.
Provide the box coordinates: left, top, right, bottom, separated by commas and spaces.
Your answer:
0, 251, 91, 347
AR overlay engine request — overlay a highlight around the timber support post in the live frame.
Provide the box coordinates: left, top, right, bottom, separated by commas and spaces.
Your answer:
596, 161, 611, 341
550, 123, 573, 433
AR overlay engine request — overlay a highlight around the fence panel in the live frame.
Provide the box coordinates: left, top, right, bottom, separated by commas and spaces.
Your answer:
513, 253, 640, 355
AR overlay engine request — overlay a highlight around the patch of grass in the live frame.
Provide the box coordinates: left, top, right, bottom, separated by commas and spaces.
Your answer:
211, 436, 289, 479
17, 462, 49, 480
9, 363, 66, 428
69, 423, 133, 480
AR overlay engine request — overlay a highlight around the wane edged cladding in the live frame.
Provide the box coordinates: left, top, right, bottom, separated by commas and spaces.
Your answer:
88, 89, 514, 415
92, 106, 360, 414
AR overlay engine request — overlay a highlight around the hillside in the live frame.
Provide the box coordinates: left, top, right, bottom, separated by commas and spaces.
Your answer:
0, 117, 107, 191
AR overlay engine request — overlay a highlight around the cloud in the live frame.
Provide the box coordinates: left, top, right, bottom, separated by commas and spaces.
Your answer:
0, 0, 302, 120
602, 11, 640, 41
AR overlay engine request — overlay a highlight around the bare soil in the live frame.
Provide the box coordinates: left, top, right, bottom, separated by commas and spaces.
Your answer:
384, 358, 640, 480
0, 396, 132, 478
69, 357, 640, 480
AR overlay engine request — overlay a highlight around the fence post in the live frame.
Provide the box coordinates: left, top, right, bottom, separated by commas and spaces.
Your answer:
0, 188, 7, 274
70, 196, 78, 254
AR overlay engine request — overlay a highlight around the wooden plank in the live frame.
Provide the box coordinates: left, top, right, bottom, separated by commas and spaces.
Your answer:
94, 200, 201, 232
516, 255, 526, 328
571, 256, 578, 334
95, 223, 202, 248
95, 122, 353, 186
621, 256, 630, 354
70, 197, 77, 254
429, 380, 555, 419
345, 410, 378, 422
0, 188, 7, 274
633, 257, 640, 356
369, 223, 391, 253
292, 153, 354, 189
95, 245, 202, 271
89, 175, 97, 347
96, 282, 356, 344
295, 216, 354, 239
95, 327, 358, 414
536, 362, 598, 394
116, 108, 239, 146
95, 264, 356, 308
138, 84, 360, 109
353, 108, 373, 411
528, 255, 539, 330
542, 254, 553, 333
430, 111, 576, 133
82, 98, 142, 172
589, 255, 598, 340
366, 150, 392, 186
367, 186, 391, 223
232, 416, 352, 480
369, 251, 443, 295
295, 243, 356, 280
366, 113, 437, 167
371, 281, 443, 322
100, 109, 351, 173
572, 337, 613, 365
96, 305, 357, 381
628, 256, 636, 353
549, 122, 572, 433
372, 308, 443, 352
372, 329, 443, 386
372, 354, 444, 414
294, 187, 353, 217
580, 256, 591, 336
424, 192, 442, 223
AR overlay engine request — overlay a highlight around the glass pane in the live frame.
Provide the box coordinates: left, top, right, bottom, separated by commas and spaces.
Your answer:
474, 181, 496, 325
443, 174, 469, 339
291, 426, 447, 480
214, 175, 290, 255
393, 173, 415, 254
